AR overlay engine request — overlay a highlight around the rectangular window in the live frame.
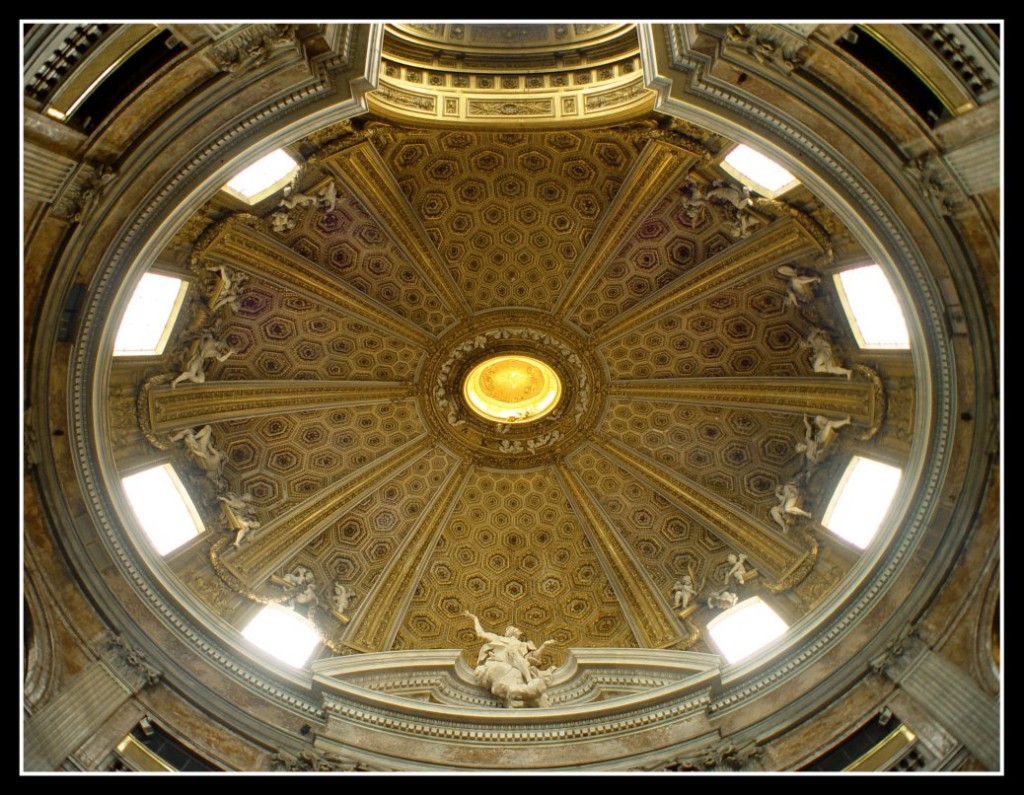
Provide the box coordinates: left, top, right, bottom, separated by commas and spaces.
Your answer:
113, 272, 188, 356
834, 264, 911, 349
221, 149, 298, 205
823, 456, 902, 549
706, 596, 788, 664
242, 604, 321, 668
122, 464, 204, 555
720, 144, 800, 198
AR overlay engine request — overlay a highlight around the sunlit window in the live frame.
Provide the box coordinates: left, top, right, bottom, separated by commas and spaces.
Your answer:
720, 144, 800, 198
707, 596, 789, 664
823, 456, 902, 549
834, 264, 911, 349
221, 149, 298, 205
113, 273, 188, 356
122, 464, 205, 555
242, 604, 321, 668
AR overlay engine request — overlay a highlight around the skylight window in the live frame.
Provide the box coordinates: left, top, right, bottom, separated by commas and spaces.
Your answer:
707, 596, 789, 664
121, 464, 205, 555
834, 264, 911, 349
823, 456, 902, 550
242, 604, 321, 668
113, 273, 188, 356
720, 144, 800, 198
221, 149, 298, 205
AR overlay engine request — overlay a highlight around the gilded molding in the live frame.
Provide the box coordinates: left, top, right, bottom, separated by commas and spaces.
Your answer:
209, 536, 349, 656
606, 377, 875, 423
137, 374, 174, 450
554, 139, 700, 315
467, 98, 553, 116
373, 82, 436, 112
198, 217, 434, 349
147, 380, 416, 432
345, 457, 471, 653
584, 79, 651, 111
590, 438, 809, 583
223, 434, 432, 585
763, 536, 817, 592
610, 119, 713, 160
595, 216, 823, 345
321, 141, 471, 319
420, 314, 605, 469
555, 463, 683, 648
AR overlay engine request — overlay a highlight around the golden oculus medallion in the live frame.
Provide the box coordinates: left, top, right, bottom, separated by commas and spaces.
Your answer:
462, 354, 562, 424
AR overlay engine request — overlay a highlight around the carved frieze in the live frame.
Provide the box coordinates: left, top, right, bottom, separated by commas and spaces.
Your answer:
102, 634, 161, 692
208, 24, 299, 77
268, 749, 371, 771
467, 99, 553, 116
723, 23, 810, 74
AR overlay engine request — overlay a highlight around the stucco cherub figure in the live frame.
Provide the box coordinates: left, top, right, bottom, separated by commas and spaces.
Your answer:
672, 576, 698, 610
770, 482, 813, 532
724, 553, 751, 586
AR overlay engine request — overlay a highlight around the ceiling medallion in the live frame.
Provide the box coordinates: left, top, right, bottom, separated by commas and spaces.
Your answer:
462, 354, 562, 424
424, 313, 602, 467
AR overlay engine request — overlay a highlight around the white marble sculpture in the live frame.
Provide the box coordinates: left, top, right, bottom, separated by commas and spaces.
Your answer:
707, 590, 739, 610
464, 611, 555, 708
724, 553, 751, 586
795, 414, 853, 466
171, 333, 237, 388
802, 328, 853, 379
318, 180, 338, 212
672, 575, 698, 610
170, 424, 225, 483
270, 211, 295, 233
281, 565, 318, 610
332, 583, 356, 614
770, 482, 812, 532
777, 265, 821, 305
706, 181, 751, 211
279, 186, 317, 210
219, 492, 260, 547
206, 264, 248, 313
724, 207, 762, 239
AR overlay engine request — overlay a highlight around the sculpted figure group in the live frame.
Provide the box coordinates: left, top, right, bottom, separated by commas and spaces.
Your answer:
464, 611, 556, 708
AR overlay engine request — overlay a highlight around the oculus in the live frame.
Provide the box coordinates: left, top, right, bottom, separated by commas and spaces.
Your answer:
462, 354, 562, 424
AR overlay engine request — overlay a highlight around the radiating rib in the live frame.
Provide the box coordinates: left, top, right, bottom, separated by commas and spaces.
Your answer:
221, 434, 432, 586
607, 377, 876, 424
196, 216, 434, 348
595, 216, 824, 345
145, 380, 416, 433
553, 139, 699, 317
555, 463, 684, 649
343, 458, 473, 653
321, 140, 472, 320
589, 437, 810, 583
